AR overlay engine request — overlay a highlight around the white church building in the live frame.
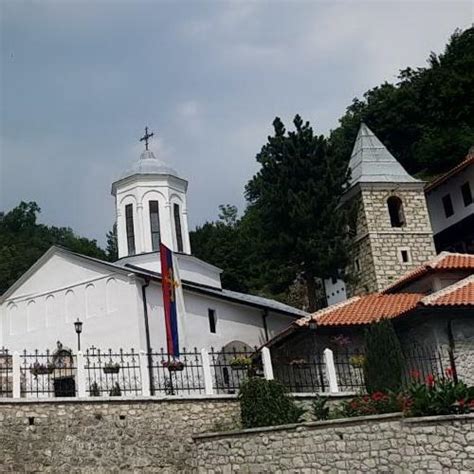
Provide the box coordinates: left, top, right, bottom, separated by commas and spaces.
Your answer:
0, 139, 306, 354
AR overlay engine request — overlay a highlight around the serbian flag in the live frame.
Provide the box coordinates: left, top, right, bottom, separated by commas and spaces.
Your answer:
160, 243, 180, 357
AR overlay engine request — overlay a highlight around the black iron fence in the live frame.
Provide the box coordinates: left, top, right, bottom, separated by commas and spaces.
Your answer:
209, 346, 260, 394
273, 353, 327, 393
1, 343, 459, 399
20, 349, 77, 398
0, 349, 12, 398
148, 348, 204, 395
85, 348, 141, 396
402, 344, 452, 386
333, 349, 366, 392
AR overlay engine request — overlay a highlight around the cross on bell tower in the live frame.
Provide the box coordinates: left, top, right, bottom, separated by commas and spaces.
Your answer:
139, 126, 154, 151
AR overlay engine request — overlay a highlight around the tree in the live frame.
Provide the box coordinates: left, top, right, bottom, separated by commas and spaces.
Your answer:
0, 201, 107, 295
245, 115, 350, 311
106, 223, 118, 262
363, 319, 404, 393
330, 27, 474, 177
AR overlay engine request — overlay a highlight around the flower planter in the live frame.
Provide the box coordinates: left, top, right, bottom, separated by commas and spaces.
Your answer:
163, 361, 185, 372
103, 366, 120, 374
30, 365, 54, 376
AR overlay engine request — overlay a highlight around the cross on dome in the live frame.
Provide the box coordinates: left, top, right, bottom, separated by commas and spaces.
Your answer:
139, 126, 154, 151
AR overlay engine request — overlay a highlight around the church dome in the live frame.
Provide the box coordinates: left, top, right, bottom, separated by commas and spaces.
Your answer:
119, 149, 179, 181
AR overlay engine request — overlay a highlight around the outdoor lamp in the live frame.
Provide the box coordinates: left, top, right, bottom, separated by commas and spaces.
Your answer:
74, 319, 83, 351
308, 319, 317, 331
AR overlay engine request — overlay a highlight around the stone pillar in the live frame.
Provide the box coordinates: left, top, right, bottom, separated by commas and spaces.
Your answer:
139, 350, 151, 396
12, 351, 21, 398
201, 349, 214, 395
76, 351, 87, 397
323, 348, 339, 393
261, 347, 274, 380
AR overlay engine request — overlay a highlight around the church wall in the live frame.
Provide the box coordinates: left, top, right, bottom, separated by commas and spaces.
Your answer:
143, 281, 295, 353
0, 257, 143, 352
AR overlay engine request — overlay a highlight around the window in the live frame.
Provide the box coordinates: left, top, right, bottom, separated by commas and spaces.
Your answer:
355, 258, 361, 272
208, 309, 216, 334
149, 201, 161, 251
331, 276, 338, 285
387, 196, 405, 227
461, 182, 472, 207
442, 194, 454, 218
125, 204, 136, 255
398, 248, 411, 264
173, 203, 184, 252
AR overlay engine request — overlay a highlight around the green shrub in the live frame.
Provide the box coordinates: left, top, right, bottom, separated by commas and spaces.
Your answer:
363, 319, 404, 393
406, 371, 474, 416
312, 395, 330, 421
238, 378, 305, 428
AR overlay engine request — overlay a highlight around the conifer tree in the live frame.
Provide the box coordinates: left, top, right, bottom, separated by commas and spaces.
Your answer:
245, 115, 350, 311
363, 319, 404, 393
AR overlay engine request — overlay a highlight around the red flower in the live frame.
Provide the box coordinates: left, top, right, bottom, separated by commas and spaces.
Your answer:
469, 400, 474, 409
410, 369, 421, 379
425, 374, 435, 387
371, 391, 385, 401
445, 367, 453, 378
458, 399, 465, 408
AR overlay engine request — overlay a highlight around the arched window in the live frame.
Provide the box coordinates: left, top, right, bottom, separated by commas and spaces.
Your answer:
173, 203, 184, 252
387, 196, 405, 228
125, 204, 136, 255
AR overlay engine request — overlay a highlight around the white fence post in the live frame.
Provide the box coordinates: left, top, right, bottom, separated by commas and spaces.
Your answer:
261, 347, 274, 380
139, 350, 151, 396
76, 351, 87, 397
201, 348, 214, 395
323, 348, 339, 393
12, 351, 21, 398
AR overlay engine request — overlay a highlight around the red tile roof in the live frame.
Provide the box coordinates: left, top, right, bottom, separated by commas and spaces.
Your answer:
382, 252, 474, 293
298, 293, 423, 327
425, 152, 474, 193
423, 275, 474, 307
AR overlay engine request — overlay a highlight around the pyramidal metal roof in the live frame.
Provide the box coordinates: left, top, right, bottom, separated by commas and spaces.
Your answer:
348, 123, 419, 187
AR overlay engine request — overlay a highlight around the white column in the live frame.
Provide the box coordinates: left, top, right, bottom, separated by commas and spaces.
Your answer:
12, 351, 21, 398
136, 202, 145, 254
76, 351, 87, 397
261, 347, 274, 380
140, 350, 151, 396
323, 348, 339, 393
201, 348, 214, 395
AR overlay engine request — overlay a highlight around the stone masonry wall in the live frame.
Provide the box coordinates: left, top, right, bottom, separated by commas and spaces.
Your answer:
0, 396, 240, 473
347, 186, 436, 296
192, 413, 474, 473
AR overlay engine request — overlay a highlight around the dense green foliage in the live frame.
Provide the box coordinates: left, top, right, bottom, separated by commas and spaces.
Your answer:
363, 319, 404, 393
191, 28, 474, 305
330, 27, 474, 177
245, 115, 350, 310
238, 377, 304, 428
0, 201, 109, 295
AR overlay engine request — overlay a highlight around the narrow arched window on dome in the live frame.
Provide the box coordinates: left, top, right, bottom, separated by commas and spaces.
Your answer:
125, 204, 136, 255
387, 196, 405, 227
173, 203, 184, 252
149, 201, 161, 251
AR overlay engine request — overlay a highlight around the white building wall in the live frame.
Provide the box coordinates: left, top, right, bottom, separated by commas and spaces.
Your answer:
426, 164, 474, 234
0, 255, 143, 352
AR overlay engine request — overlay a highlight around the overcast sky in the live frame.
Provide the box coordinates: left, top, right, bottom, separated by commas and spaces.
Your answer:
1, 1, 472, 246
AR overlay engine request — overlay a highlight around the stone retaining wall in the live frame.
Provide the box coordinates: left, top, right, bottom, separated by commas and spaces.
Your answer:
192, 413, 474, 473
0, 396, 239, 472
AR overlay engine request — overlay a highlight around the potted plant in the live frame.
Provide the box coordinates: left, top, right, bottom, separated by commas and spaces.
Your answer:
289, 358, 309, 367
89, 382, 100, 397
30, 361, 55, 377
349, 354, 366, 368
109, 382, 122, 396
103, 361, 120, 374
229, 356, 252, 370
162, 360, 185, 372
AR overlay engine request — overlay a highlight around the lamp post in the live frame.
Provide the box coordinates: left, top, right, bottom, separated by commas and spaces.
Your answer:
74, 319, 83, 352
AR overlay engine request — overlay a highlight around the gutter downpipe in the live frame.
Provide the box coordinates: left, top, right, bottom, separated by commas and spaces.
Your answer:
141, 277, 155, 394
262, 309, 269, 342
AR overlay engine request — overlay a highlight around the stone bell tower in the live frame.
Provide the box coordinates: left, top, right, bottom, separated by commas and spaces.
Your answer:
111, 128, 191, 260
344, 124, 436, 296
